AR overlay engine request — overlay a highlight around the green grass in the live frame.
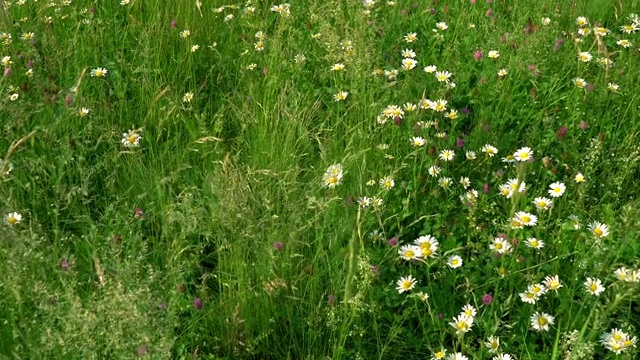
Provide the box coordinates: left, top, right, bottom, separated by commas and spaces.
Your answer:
1, 0, 640, 359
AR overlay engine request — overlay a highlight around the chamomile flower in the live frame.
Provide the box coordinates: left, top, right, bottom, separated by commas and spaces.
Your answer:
183, 92, 194, 103
449, 314, 474, 335
371, 197, 383, 208
531, 312, 554, 331
439, 149, 455, 161
414, 235, 439, 258
358, 197, 371, 208
402, 49, 416, 58
402, 58, 418, 71
541, 17, 551, 25
90, 67, 107, 77
600, 328, 637, 355
485, 336, 500, 353
588, 221, 609, 238
465, 151, 477, 160
533, 197, 552, 210
514, 211, 537, 227
584, 277, 605, 296
594, 27, 608, 36
414, 291, 429, 302
330, 63, 345, 71
543, 275, 562, 291
122, 129, 142, 147
490, 237, 512, 254
607, 83, 620, 92
548, 182, 566, 197
506, 178, 526, 194
614, 267, 630, 281
404, 103, 417, 112
460, 177, 470, 188
411, 137, 426, 147
576, 16, 589, 26
578, 51, 592, 62
380, 176, 395, 189
447, 255, 463, 269
620, 24, 638, 34
5, 212, 22, 225
526, 237, 544, 249
404, 32, 418, 43
333, 91, 348, 101
78, 107, 90, 117
323, 164, 343, 188
574, 173, 585, 183
423, 65, 437, 73
432, 99, 448, 112
617, 39, 632, 48
514, 147, 533, 161
573, 77, 587, 88
481, 144, 498, 157
497, 68, 508, 77
568, 215, 581, 230
462, 304, 477, 317
435, 22, 448, 31
435, 71, 452, 82
398, 245, 423, 260
519, 291, 538, 304
428, 165, 441, 177
180, 30, 191, 39
446, 109, 458, 119
396, 275, 417, 293
447, 353, 469, 360
191, 44, 200, 52
432, 349, 447, 360
487, 50, 500, 59
1, 56, 12, 67
493, 354, 514, 360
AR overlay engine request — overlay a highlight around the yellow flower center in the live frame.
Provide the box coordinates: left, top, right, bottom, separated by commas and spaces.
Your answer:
327, 176, 339, 185
495, 243, 503, 250
128, 135, 137, 144
402, 281, 411, 289
538, 317, 547, 326
451, 259, 458, 265
7, 216, 17, 224
593, 228, 603, 236
538, 201, 546, 207
521, 216, 531, 223
589, 283, 598, 292
422, 247, 432, 256
405, 250, 415, 258
531, 240, 539, 247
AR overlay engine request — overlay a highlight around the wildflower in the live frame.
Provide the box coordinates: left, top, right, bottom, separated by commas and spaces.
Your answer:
424, 65, 437, 73
447, 255, 463, 269
542, 17, 551, 25
358, 197, 371, 208
526, 237, 544, 249
439, 149, 455, 161
620, 24, 638, 34
78, 107, 90, 117
414, 291, 429, 302
493, 355, 514, 360
120, 0, 130, 5
380, 176, 394, 189
246, 63, 257, 70
485, 336, 500, 353
568, 215, 580, 229
548, 182, 566, 197
402, 58, 417, 71
614, 267, 630, 281
427, 165, 441, 177
481, 144, 498, 157
575, 173, 585, 182
1, 56, 12, 67
432, 349, 447, 360
402, 49, 416, 58
600, 328, 637, 355
5, 212, 22, 225
460, 177, 470, 188
369, 230, 383, 242
414, 235, 439, 258
1, 160, 13, 175
254, 41, 265, 51
404, 32, 418, 43
607, 83, 619, 92
617, 39, 632, 48
594, 27, 608, 36
122, 130, 142, 147
588, 221, 609, 238
396, 275, 417, 293
193, 297, 203, 310
333, 91, 348, 101
573, 77, 587, 88
462, 304, 477, 317
497, 68, 508, 77
183, 92, 194, 103
578, 27, 591, 36
191, 44, 200, 52
488, 50, 500, 59
514, 147, 533, 161
533, 197, 552, 210
323, 164, 343, 188
482, 293, 494, 305
446, 109, 458, 119
371, 197, 383, 208
543, 275, 562, 291
432, 99, 447, 112
436, 22, 448, 31
584, 277, 605, 296
438, 177, 452, 189
576, 16, 589, 26
465, 151, 477, 160
531, 312, 554, 331
294, 53, 306, 64
404, 102, 417, 112
398, 244, 423, 261
435, 70, 452, 82
330, 63, 345, 71
490, 237, 512, 254
519, 291, 538, 304
514, 211, 537, 227
9, 93, 19, 101
578, 51, 592, 62
90, 67, 107, 77
447, 353, 468, 360
449, 314, 474, 334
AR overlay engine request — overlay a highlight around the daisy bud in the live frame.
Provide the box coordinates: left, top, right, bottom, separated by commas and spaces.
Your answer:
473, 50, 483, 60
193, 297, 203, 310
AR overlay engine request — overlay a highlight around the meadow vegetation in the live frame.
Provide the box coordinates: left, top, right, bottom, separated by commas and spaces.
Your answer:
1, 0, 640, 359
